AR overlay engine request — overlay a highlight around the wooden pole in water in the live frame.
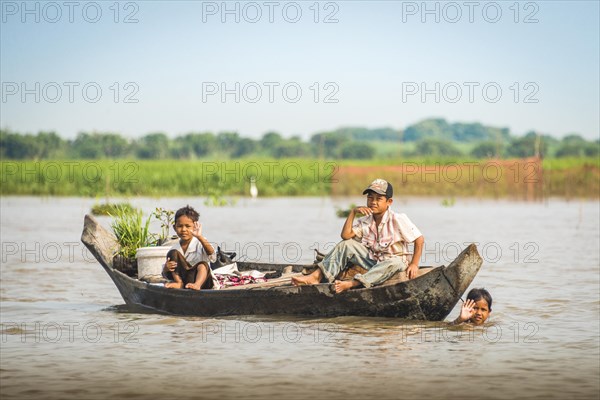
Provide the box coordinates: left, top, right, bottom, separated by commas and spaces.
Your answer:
532, 133, 543, 201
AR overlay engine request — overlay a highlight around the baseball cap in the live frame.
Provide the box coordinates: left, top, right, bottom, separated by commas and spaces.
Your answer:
362, 179, 393, 198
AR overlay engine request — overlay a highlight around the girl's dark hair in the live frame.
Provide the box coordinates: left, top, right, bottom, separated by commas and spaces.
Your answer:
174, 205, 199, 223
466, 288, 492, 311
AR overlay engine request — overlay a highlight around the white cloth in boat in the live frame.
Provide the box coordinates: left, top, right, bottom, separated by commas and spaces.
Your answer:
351, 209, 422, 263
212, 263, 267, 288
212, 263, 266, 279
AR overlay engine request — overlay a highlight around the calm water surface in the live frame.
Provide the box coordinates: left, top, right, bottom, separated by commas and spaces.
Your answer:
1, 196, 599, 400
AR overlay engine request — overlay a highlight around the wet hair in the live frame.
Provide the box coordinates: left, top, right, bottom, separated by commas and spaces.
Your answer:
174, 205, 199, 223
466, 288, 492, 311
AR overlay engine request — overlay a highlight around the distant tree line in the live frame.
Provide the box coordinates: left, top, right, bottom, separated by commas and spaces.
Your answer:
1, 118, 598, 160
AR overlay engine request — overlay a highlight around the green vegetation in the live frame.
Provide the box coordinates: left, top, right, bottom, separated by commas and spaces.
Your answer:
1, 158, 597, 198
1, 118, 597, 199
109, 206, 154, 260
329, 157, 599, 199
441, 198, 456, 207
0, 159, 332, 197
91, 202, 136, 216
335, 207, 352, 218
2, 118, 597, 161
152, 207, 175, 245
335, 204, 362, 218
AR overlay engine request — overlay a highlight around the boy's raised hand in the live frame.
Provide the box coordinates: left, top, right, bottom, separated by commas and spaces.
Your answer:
458, 299, 476, 323
353, 206, 372, 216
193, 221, 202, 238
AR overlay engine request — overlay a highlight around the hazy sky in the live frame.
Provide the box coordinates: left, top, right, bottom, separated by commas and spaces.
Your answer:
1, 0, 599, 140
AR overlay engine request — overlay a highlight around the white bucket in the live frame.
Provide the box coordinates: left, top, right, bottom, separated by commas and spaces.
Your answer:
136, 246, 171, 280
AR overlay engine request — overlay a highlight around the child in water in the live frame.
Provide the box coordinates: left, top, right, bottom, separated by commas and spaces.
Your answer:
162, 205, 217, 290
453, 288, 492, 325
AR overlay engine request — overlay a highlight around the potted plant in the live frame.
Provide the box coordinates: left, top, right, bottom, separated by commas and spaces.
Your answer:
109, 206, 174, 281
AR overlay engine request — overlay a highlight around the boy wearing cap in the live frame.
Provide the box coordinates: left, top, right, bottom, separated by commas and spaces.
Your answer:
292, 179, 424, 293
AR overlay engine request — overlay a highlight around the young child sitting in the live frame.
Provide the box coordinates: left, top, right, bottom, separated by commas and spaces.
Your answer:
162, 205, 217, 290
292, 178, 424, 293
453, 288, 492, 325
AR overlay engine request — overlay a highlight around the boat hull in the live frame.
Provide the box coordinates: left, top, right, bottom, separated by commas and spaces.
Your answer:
82, 215, 482, 320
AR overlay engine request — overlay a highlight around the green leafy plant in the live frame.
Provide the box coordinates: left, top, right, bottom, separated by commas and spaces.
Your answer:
335, 204, 365, 218
91, 202, 136, 216
441, 198, 456, 207
203, 185, 237, 207
109, 206, 155, 260
204, 194, 229, 207
152, 207, 175, 245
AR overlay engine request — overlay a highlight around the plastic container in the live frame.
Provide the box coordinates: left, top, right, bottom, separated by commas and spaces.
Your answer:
136, 246, 171, 280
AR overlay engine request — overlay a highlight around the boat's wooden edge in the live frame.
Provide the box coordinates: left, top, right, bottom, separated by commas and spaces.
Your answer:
81, 214, 483, 313
441, 243, 483, 297
81, 214, 119, 271
88, 240, 483, 320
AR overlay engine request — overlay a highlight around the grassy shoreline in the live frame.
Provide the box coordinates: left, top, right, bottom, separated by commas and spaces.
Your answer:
1, 158, 598, 198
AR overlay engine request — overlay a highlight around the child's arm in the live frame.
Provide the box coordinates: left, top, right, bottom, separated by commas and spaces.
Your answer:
193, 222, 215, 256
406, 235, 424, 279
341, 207, 370, 239
452, 299, 475, 324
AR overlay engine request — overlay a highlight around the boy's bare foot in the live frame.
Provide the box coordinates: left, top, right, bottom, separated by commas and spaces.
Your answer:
185, 282, 202, 290
291, 269, 323, 286
333, 279, 359, 293
165, 282, 183, 289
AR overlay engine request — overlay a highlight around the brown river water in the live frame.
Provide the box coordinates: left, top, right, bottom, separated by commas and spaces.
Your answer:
1, 196, 599, 400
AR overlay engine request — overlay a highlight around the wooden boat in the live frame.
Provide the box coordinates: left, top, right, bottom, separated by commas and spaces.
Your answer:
81, 214, 483, 320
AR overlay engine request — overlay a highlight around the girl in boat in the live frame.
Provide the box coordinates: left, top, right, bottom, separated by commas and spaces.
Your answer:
163, 205, 218, 290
